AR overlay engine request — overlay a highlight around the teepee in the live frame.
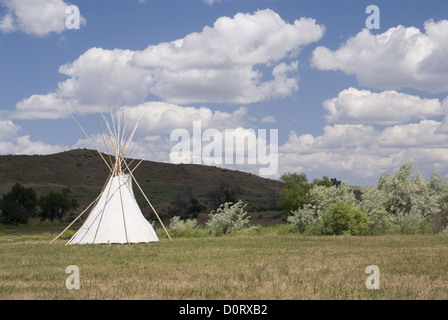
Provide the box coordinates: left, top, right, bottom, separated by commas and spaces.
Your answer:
50, 111, 171, 245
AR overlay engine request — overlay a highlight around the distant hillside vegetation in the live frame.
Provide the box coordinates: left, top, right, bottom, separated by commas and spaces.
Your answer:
0, 149, 283, 224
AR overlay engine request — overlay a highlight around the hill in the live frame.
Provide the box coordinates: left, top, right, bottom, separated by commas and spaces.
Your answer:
0, 149, 283, 225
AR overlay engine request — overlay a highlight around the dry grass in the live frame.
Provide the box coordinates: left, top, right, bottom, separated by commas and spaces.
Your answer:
1, 231, 447, 300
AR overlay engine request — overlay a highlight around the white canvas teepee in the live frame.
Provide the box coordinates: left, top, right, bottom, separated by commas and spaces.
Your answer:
66, 173, 159, 244
51, 111, 171, 245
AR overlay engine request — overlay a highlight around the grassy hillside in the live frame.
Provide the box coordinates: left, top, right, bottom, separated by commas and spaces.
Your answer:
0, 149, 283, 224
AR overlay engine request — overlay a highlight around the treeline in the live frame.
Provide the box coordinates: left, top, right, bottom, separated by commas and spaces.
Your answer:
282, 162, 448, 235
0, 183, 78, 225
162, 162, 448, 237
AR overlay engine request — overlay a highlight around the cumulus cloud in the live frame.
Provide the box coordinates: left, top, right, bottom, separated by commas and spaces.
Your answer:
278, 120, 448, 182
0, 0, 86, 36
0, 119, 67, 155
323, 88, 443, 125
311, 20, 448, 93
133, 10, 324, 104
8, 9, 324, 120
378, 120, 448, 148
436, 97, 448, 133
0, 135, 68, 155
261, 115, 276, 123
0, 119, 21, 138
57, 48, 151, 107
120, 102, 248, 134
279, 86, 448, 181
13, 93, 74, 119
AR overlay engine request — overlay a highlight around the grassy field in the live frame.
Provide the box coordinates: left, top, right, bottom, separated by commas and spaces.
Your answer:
1, 227, 447, 300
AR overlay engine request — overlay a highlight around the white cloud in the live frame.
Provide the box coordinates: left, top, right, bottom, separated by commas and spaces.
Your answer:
120, 102, 248, 134
0, 119, 20, 138
132, 9, 324, 104
57, 47, 152, 107
0, 0, 86, 36
311, 20, 448, 93
13, 93, 74, 119
0, 11, 15, 33
0, 119, 67, 155
7, 9, 324, 120
378, 120, 448, 148
261, 115, 276, 123
323, 88, 443, 125
0, 135, 68, 155
278, 120, 448, 182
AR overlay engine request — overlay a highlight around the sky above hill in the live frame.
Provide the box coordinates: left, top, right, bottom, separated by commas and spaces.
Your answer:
1, 0, 447, 186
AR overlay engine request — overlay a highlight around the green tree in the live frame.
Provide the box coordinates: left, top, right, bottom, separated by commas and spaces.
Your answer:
207, 182, 242, 210
427, 170, 448, 233
279, 173, 311, 215
39, 190, 77, 222
331, 178, 342, 187
307, 183, 358, 217
312, 176, 332, 187
322, 201, 368, 235
0, 182, 38, 225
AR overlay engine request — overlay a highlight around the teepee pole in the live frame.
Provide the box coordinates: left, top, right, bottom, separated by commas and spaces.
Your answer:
72, 114, 112, 172
49, 193, 101, 244
50, 168, 114, 244
123, 159, 172, 241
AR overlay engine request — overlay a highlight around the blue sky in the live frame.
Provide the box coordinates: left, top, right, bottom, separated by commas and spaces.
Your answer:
1, 0, 448, 186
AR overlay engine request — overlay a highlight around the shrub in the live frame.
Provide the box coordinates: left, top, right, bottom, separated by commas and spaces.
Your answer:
307, 184, 358, 217
358, 186, 393, 235
60, 229, 76, 239
391, 211, 432, 235
322, 201, 368, 235
168, 216, 200, 237
206, 200, 251, 235
287, 207, 317, 233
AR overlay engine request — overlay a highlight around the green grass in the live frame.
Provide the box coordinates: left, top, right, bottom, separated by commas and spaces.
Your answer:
1, 227, 447, 300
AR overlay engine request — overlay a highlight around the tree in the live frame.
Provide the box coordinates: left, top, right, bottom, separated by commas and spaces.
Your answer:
39, 189, 78, 222
307, 183, 358, 218
322, 201, 368, 235
312, 176, 332, 187
378, 162, 439, 218
331, 178, 342, 187
361, 163, 444, 234
287, 207, 316, 234
187, 197, 205, 219
168, 188, 205, 219
207, 182, 241, 210
279, 173, 311, 215
0, 182, 38, 225
62, 187, 79, 213
358, 186, 392, 235
427, 170, 448, 233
